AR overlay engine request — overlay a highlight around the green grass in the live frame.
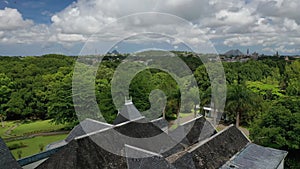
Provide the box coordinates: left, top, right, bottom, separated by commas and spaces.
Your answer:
0, 121, 19, 138
0, 120, 71, 159
7, 134, 68, 159
179, 112, 194, 118
9, 120, 68, 137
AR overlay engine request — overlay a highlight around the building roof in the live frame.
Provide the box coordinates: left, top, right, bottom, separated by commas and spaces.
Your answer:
113, 100, 143, 125
65, 118, 113, 142
125, 145, 175, 169
171, 125, 250, 169
0, 137, 22, 169
37, 137, 126, 169
151, 117, 168, 132
37, 117, 184, 168
45, 118, 113, 151
35, 117, 288, 169
170, 116, 216, 146
220, 143, 288, 169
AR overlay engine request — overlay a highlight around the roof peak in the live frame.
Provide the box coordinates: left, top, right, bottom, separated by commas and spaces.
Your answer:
125, 96, 133, 105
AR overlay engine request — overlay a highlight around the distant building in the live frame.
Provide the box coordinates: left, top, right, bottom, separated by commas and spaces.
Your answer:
285, 56, 289, 61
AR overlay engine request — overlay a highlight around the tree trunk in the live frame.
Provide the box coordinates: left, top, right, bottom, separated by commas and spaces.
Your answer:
236, 111, 240, 127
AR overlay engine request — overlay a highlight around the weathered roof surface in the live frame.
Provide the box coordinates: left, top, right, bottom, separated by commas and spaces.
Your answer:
36, 136, 127, 169
93, 117, 185, 158
65, 118, 113, 142
172, 125, 250, 169
181, 116, 216, 145
0, 138, 22, 169
35, 117, 289, 169
151, 117, 168, 132
113, 101, 143, 125
220, 143, 288, 169
125, 145, 175, 169
37, 118, 183, 168
169, 116, 217, 146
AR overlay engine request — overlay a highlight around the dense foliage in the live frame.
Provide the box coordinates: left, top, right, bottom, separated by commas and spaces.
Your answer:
0, 53, 299, 168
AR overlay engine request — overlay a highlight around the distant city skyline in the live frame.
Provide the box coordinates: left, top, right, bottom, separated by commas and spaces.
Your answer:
0, 0, 300, 56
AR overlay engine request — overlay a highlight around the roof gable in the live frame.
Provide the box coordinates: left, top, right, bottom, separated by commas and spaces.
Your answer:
113, 102, 142, 125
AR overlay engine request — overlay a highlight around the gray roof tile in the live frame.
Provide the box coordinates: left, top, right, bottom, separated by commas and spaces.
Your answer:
220, 143, 288, 169
125, 145, 175, 169
172, 125, 250, 169
0, 138, 22, 169
65, 118, 112, 142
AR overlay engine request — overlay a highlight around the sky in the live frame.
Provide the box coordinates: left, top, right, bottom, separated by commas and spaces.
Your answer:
0, 0, 300, 56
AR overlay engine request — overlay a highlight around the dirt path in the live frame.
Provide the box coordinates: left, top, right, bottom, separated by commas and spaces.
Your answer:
4, 123, 19, 137
4, 131, 70, 142
29, 131, 69, 137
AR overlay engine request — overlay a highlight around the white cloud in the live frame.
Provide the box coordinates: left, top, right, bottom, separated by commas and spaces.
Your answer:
264, 45, 299, 54
256, 0, 300, 24
0, 7, 33, 30
57, 33, 86, 42
1, 0, 300, 55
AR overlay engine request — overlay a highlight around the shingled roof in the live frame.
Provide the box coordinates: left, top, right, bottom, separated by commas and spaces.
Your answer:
220, 143, 288, 169
35, 117, 288, 169
37, 136, 127, 169
171, 125, 250, 169
65, 118, 113, 142
151, 117, 168, 132
169, 116, 217, 146
125, 145, 175, 169
37, 117, 184, 168
46, 118, 112, 150
0, 138, 22, 169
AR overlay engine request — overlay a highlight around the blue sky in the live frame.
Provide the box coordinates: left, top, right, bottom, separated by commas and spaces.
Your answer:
0, 0, 74, 24
0, 0, 300, 56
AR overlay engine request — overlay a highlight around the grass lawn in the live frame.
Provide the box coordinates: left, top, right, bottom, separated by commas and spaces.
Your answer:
0, 120, 71, 159
7, 134, 68, 159
9, 120, 69, 137
0, 121, 19, 138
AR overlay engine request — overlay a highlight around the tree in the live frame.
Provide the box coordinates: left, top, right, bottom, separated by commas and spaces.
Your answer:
151, 72, 180, 119
47, 69, 77, 125
225, 84, 259, 127
250, 104, 300, 150
0, 73, 12, 127
285, 60, 300, 96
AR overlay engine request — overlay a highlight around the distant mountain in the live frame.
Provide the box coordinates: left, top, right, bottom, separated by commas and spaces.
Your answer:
224, 49, 244, 57
108, 49, 120, 55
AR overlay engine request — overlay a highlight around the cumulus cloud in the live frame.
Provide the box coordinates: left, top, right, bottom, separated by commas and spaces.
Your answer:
1, 0, 300, 55
0, 7, 33, 30
257, 0, 300, 24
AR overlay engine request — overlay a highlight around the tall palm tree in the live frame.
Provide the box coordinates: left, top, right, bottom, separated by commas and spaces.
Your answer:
226, 84, 255, 127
